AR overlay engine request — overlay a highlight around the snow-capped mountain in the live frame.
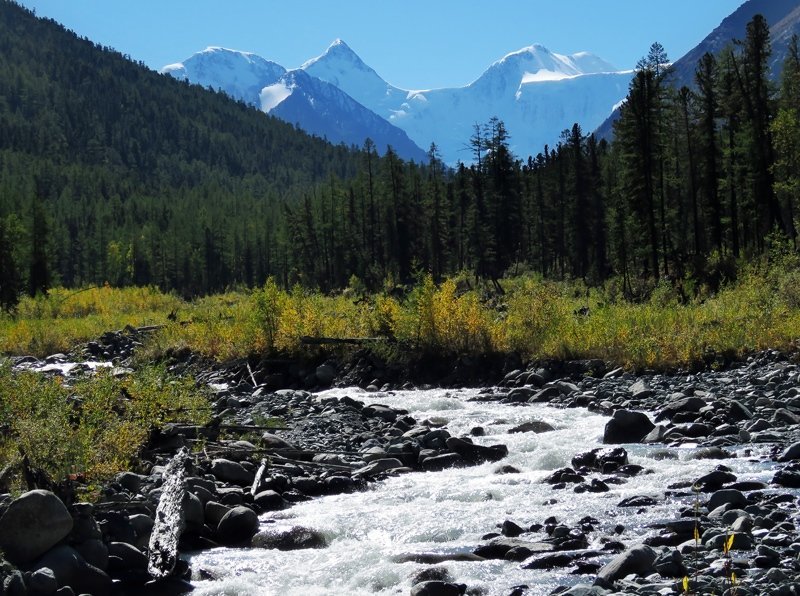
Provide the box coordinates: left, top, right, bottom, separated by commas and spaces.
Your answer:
303, 41, 631, 163
161, 47, 427, 162
162, 47, 287, 102
163, 42, 632, 164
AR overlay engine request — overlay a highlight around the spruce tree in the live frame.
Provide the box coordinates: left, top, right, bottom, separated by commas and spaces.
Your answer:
28, 196, 50, 297
0, 218, 21, 311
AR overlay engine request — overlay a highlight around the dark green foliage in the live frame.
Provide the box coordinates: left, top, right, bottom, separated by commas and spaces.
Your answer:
0, 0, 359, 295
0, 1, 797, 296
0, 216, 21, 310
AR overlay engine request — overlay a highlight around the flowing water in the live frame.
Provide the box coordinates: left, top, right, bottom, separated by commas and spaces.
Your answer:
189, 387, 778, 596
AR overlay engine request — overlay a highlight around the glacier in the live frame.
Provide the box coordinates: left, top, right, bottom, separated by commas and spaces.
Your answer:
163, 41, 634, 164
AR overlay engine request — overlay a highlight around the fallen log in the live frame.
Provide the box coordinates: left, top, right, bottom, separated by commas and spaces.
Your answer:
147, 448, 189, 579
300, 335, 389, 345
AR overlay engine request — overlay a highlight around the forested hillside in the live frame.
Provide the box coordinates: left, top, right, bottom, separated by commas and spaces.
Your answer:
0, 0, 360, 299
0, 0, 798, 307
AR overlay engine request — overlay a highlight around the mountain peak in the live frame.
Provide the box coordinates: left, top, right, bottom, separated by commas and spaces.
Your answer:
304, 38, 362, 65
328, 38, 351, 51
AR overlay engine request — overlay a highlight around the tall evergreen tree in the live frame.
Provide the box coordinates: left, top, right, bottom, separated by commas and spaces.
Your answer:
772, 34, 800, 247
0, 217, 21, 311
28, 195, 50, 297
695, 52, 724, 252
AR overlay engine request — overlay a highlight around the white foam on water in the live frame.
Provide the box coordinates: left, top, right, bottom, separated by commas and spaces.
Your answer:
189, 388, 780, 596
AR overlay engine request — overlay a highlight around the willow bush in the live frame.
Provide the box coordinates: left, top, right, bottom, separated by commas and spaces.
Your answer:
2, 261, 799, 369
0, 364, 210, 489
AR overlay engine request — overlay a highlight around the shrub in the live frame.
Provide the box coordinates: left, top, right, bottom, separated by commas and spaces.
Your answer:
0, 364, 210, 489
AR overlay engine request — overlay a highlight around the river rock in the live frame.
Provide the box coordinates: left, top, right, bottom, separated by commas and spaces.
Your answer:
216, 506, 259, 545
693, 469, 737, 492
182, 491, 205, 531
361, 404, 397, 422
656, 396, 706, 421
421, 453, 465, 471
572, 447, 628, 472
74, 538, 108, 571
445, 437, 508, 464
251, 526, 327, 550
773, 469, 800, 488
253, 490, 287, 512
260, 433, 297, 451
28, 566, 58, 594
528, 386, 561, 403
594, 544, 656, 588
32, 544, 112, 595
707, 489, 747, 511
653, 549, 687, 578
116, 471, 146, 494
315, 364, 336, 386
354, 458, 406, 476
562, 584, 611, 595
728, 399, 754, 421
107, 541, 147, 571
508, 421, 555, 434
473, 537, 553, 559
211, 458, 254, 485
501, 520, 526, 538
410, 581, 466, 596
602, 410, 654, 444
617, 495, 658, 508
778, 441, 800, 462
685, 446, 731, 460
0, 489, 74, 564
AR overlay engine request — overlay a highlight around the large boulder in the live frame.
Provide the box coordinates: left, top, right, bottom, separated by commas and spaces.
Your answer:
0, 490, 73, 564
594, 545, 656, 588
602, 410, 655, 444
210, 458, 254, 486
253, 490, 287, 512
216, 506, 259, 546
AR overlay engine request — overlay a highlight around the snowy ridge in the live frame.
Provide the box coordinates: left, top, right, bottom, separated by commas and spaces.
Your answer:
161, 46, 427, 161
300, 40, 631, 162
163, 41, 633, 164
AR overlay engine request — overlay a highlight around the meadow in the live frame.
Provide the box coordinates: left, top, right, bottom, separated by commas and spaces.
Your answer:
2, 258, 799, 371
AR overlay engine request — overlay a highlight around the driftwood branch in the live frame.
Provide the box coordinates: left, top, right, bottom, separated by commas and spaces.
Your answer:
300, 335, 389, 346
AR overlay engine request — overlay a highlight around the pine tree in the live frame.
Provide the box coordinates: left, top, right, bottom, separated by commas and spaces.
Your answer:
28, 195, 50, 297
695, 52, 724, 252
772, 34, 800, 247
0, 217, 21, 311
731, 15, 783, 243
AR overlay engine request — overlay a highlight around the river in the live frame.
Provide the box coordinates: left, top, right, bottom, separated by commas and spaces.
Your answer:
188, 387, 777, 596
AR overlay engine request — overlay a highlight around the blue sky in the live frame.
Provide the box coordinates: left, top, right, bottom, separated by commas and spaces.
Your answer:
19, 0, 745, 90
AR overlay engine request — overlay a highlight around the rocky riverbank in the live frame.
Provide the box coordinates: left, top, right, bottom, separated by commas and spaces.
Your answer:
1, 331, 800, 595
